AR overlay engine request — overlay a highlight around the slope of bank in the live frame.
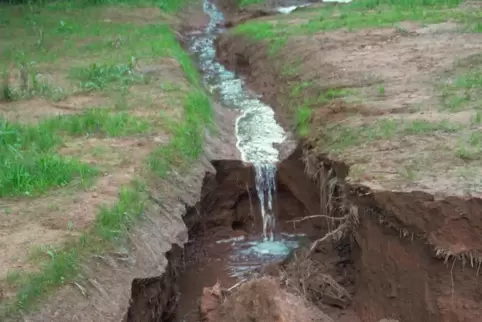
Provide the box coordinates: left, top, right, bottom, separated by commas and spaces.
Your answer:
215, 0, 482, 321
0, 0, 227, 320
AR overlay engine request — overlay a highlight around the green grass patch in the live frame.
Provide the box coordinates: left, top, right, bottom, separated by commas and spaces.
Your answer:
0, 107, 151, 197
441, 69, 482, 111
234, 0, 478, 54
0, 182, 146, 318
0, 151, 97, 197
323, 118, 461, 152
295, 105, 312, 137
238, 0, 264, 8
149, 90, 212, 177
455, 131, 482, 160
41, 108, 151, 137
0, 117, 97, 197
69, 62, 146, 91
0, 0, 213, 318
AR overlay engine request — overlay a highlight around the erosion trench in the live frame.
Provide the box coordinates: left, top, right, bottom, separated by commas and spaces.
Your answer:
125, 1, 482, 322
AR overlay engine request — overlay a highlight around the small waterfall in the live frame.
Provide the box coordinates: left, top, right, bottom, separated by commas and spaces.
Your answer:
254, 162, 277, 241
188, 0, 294, 252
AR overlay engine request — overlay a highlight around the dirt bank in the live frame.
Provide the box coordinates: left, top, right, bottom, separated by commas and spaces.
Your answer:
214, 2, 482, 321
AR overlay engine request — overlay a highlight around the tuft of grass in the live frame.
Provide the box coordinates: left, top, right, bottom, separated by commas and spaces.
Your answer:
295, 105, 312, 137
455, 131, 482, 160
69, 62, 145, 91
41, 108, 151, 137
238, 0, 264, 8
94, 181, 146, 241
441, 70, 482, 111
0, 117, 98, 197
0, 151, 97, 197
323, 118, 460, 152
149, 90, 212, 177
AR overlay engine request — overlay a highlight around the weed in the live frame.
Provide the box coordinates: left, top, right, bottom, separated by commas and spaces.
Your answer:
41, 108, 151, 137
442, 70, 482, 111
378, 86, 385, 95
324, 119, 460, 152
472, 111, 482, 124
70, 63, 145, 91
455, 131, 482, 160
296, 105, 312, 137
238, 0, 264, 8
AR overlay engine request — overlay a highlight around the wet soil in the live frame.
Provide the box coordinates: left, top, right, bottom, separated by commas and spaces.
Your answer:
175, 157, 332, 322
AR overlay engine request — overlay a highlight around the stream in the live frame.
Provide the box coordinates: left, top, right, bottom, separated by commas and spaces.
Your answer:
187, 0, 304, 261
175, 1, 308, 321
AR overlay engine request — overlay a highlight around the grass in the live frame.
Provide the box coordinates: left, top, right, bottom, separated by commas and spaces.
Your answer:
42, 108, 152, 137
455, 131, 482, 160
290, 86, 355, 137
234, 0, 479, 54
238, 0, 264, 8
1, 182, 146, 318
321, 118, 461, 152
0, 0, 213, 318
0, 107, 151, 197
69, 62, 147, 91
441, 69, 482, 111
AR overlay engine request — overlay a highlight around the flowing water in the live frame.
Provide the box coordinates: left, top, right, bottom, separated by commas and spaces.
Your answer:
176, 2, 311, 320
187, 0, 301, 259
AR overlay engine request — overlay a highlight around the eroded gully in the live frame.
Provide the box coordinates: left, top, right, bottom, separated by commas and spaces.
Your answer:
176, 1, 312, 321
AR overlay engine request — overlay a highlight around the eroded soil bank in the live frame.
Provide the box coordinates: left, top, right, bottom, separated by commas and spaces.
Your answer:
214, 10, 482, 322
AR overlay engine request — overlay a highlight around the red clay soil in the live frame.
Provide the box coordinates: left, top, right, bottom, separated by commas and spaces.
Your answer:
215, 27, 482, 322
200, 277, 333, 322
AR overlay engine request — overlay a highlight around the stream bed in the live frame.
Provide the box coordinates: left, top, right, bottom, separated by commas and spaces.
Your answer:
175, 1, 309, 321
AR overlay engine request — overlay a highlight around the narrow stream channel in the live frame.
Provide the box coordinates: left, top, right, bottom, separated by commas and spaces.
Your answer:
188, 0, 303, 258
175, 1, 308, 321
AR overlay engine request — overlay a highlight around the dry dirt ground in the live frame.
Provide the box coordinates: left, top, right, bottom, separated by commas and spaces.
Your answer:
0, 2, 233, 320
218, 0, 482, 199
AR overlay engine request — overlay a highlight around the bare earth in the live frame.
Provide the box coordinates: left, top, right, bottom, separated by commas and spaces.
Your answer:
214, 0, 482, 321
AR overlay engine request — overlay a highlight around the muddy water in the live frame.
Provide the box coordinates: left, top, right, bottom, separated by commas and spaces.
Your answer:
176, 1, 306, 321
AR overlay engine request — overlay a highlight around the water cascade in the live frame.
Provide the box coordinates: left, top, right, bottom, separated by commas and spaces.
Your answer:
188, 0, 300, 259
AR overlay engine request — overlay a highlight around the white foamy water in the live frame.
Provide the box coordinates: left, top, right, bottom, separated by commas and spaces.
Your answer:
188, 1, 316, 258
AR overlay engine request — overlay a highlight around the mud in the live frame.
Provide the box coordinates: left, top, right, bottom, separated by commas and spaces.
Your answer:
175, 156, 335, 321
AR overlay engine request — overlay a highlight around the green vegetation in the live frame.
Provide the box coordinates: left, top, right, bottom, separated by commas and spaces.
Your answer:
1, 182, 147, 318
441, 69, 482, 111
238, 0, 264, 8
0, 108, 151, 197
322, 118, 460, 152
234, 0, 479, 53
0, 0, 212, 318
456, 131, 482, 160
